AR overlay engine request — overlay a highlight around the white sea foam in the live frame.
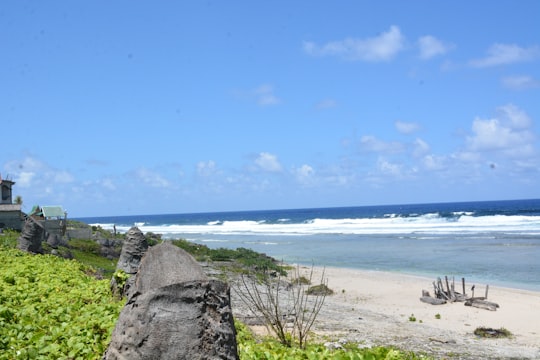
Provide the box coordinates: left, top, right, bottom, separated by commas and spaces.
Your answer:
94, 213, 540, 237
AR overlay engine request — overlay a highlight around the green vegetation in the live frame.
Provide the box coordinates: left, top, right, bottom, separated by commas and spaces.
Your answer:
307, 283, 334, 296
0, 229, 431, 359
0, 243, 123, 359
235, 321, 427, 359
170, 239, 286, 276
408, 314, 417, 322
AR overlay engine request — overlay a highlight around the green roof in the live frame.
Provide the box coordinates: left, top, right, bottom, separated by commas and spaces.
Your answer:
41, 206, 65, 218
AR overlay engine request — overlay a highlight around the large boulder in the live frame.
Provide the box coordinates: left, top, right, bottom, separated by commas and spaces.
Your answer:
17, 218, 44, 253
104, 242, 238, 360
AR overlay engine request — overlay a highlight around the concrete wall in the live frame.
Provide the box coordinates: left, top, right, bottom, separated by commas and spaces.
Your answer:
66, 228, 93, 239
41, 219, 65, 237
0, 210, 24, 231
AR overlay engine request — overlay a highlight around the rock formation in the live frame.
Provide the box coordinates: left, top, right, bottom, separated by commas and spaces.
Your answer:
104, 242, 239, 359
17, 218, 44, 254
110, 226, 148, 297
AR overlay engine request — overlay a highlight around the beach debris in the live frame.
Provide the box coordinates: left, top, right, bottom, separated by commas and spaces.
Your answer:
465, 299, 499, 311
420, 276, 499, 310
474, 326, 512, 338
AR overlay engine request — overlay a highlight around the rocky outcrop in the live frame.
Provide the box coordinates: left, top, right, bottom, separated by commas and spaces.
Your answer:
104, 242, 239, 360
17, 218, 44, 254
110, 227, 148, 297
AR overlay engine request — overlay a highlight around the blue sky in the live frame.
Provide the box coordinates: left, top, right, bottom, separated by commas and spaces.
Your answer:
1, 1, 539, 217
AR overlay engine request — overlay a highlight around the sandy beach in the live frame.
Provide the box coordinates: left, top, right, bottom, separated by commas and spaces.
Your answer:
231, 265, 540, 359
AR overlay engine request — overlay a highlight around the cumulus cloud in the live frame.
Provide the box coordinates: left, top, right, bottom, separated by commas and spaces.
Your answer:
377, 158, 403, 177
395, 120, 420, 134
303, 25, 405, 62
360, 135, 405, 153
466, 104, 535, 156
4, 156, 73, 188
135, 167, 171, 188
294, 164, 315, 185
469, 43, 540, 67
501, 75, 540, 90
255, 152, 283, 172
417, 35, 454, 59
197, 160, 218, 177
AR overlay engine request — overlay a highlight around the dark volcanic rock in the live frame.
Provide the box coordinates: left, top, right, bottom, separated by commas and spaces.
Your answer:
104, 242, 238, 360
116, 227, 148, 274
17, 218, 44, 253
110, 226, 148, 297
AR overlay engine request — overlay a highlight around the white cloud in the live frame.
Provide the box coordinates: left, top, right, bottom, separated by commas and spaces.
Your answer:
135, 168, 171, 188
255, 152, 283, 172
360, 135, 405, 153
395, 120, 420, 134
5, 156, 74, 188
197, 160, 217, 177
377, 158, 402, 177
466, 104, 535, 156
422, 154, 446, 170
303, 25, 405, 62
469, 43, 540, 67
417, 35, 454, 59
53, 170, 74, 183
16, 171, 36, 188
294, 164, 315, 186
99, 178, 116, 191
501, 75, 540, 90
498, 103, 531, 129
413, 138, 430, 157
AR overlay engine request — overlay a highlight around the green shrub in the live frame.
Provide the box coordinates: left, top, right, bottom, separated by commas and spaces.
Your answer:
0, 247, 124, 359
307, 283, 334, 296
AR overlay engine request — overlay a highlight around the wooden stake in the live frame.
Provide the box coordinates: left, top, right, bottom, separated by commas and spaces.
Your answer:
462, 278, 466, 297
485, 284, 489, 299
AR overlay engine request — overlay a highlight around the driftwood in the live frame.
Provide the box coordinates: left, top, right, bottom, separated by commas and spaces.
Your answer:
422, 276, 499, 311
420, 296, 446, 305
465, 299, 499, 311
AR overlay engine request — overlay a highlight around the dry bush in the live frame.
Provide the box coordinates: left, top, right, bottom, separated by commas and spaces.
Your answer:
236, 265, 328, 348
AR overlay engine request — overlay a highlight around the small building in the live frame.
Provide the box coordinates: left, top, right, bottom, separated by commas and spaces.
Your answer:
0, 174, 23, 231
29, 205, 67, 236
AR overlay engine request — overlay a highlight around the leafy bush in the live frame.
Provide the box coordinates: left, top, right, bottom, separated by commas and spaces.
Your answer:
235, 321, 425, 359
0, 247, 124, 359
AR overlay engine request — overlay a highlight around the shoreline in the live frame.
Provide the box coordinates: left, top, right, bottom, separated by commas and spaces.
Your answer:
231, 264, 540, 359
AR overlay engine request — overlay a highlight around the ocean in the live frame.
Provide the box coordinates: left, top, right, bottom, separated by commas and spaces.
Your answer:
76, 199, 540, 291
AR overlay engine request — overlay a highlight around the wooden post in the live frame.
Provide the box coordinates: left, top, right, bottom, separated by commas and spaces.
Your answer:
485, 285, 489, 299
445, 276, 452, 301
462, 278, 466, 297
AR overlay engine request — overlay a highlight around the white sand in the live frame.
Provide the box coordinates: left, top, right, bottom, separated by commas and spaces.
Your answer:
296, 266, 540, 359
